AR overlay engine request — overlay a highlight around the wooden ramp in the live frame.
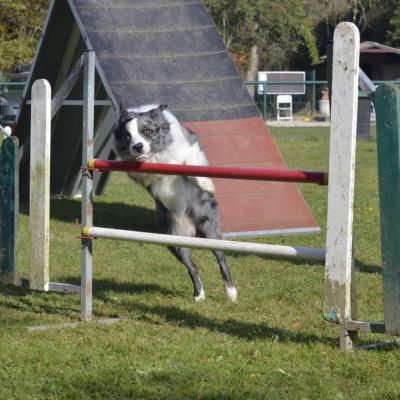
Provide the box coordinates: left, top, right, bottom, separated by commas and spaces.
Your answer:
15, 0, 319, 236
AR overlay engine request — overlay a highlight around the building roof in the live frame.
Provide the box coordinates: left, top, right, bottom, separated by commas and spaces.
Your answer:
360, 41, 400, 55
316, 41, 400, 63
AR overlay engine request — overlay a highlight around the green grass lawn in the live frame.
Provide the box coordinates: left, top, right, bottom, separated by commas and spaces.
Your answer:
1, 126, 399, 399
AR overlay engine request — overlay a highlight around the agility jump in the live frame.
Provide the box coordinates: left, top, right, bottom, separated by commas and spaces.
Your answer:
80, 160, 327, 260
27, 23, 354, 347
82, 158, 328, 261
24, 22, 400, 350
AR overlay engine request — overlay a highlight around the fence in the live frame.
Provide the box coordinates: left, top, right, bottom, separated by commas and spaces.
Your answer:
246, 80, 329, 123
245, 80, 400, 138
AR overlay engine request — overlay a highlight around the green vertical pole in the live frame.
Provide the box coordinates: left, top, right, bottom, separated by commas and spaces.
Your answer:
0, 135, 19, 284
262, 82, 268, 121
375, 83, 400, 335
311, 70, 316, 114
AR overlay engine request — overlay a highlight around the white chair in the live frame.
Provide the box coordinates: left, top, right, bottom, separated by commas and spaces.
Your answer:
276, 95, 293, 121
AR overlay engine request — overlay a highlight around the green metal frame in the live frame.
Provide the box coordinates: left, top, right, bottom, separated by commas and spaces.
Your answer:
376, 83, 400, 336
0, 135, 19, 284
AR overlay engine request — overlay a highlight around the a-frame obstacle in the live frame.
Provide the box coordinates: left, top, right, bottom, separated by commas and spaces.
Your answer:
15, 0, 319, 244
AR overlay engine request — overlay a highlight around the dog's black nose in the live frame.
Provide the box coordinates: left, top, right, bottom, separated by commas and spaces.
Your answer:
132, 142, 144, 152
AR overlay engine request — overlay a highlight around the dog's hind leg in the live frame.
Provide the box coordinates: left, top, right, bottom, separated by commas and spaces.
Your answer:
212, 249, 237, 302
170, 246, 205, 302
194, 194, 238, 302
155, 200, 205, 301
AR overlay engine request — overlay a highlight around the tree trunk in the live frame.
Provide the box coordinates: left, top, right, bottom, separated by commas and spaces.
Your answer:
246, 44, 259, 98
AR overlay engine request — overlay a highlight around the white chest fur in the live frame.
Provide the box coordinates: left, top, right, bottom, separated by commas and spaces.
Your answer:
126, 109, 213, 211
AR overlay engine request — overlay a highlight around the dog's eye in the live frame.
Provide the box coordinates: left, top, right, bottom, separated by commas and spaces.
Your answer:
124, 133, 131, 142
142, 128, 153, 136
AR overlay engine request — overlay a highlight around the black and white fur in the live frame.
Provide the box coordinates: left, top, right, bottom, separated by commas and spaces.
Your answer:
112, 104, 237, 302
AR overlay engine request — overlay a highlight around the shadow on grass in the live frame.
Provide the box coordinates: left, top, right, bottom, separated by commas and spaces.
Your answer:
126, 301, 337, 346
51, 379, 263, 400
20, 198, 157, 232
0, 281, 336, 346
57, 277, 181, 298
0, 283, 32, 297
0, 282, 81, 324
0, 279, 179, 299
354, 258, 382, 274
0, 279, 181, 322
86, 283, 336, 345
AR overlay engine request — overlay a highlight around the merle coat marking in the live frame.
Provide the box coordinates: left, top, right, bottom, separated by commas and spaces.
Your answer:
112, 104, 237, 302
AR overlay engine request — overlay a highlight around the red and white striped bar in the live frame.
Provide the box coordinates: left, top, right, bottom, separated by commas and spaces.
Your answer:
82, 226, 326, 261
88, 159, 328, 185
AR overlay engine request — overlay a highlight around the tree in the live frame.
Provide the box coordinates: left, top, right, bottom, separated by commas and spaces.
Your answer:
0, 0, 49, 71
387, 5, 400, 46
204, 0, 320, 78
257, 0, 319, 71
204, 0, 259, 76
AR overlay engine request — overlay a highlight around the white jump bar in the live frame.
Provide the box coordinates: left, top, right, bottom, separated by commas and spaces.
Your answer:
84, 226, 326, 261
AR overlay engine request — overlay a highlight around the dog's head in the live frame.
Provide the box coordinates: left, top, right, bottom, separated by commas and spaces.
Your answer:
113, 104, 172, 161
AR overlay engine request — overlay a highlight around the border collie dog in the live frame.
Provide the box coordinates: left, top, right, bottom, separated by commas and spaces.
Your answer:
112, 104, 237, 302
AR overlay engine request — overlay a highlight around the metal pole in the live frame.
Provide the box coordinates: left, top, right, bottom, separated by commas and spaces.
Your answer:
81, 50, 95, 321
83, 226, 326, 261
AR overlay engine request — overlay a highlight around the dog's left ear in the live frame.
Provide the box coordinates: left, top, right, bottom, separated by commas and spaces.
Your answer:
149, 104, 168, 119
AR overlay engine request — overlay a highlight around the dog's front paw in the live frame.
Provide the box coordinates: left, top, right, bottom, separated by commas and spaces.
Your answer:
196, 177, 215, 194
224, 284, 238, 302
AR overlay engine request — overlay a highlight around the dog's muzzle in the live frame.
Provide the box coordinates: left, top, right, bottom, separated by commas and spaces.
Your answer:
131, 142, 144, 153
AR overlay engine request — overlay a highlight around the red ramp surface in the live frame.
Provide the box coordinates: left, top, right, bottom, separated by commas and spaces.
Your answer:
185, 118, 319, 236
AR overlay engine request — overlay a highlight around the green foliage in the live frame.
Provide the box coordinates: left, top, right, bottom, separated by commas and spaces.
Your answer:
258, 0, 319, 70
387, 5, 400, 46
0, 0, 49, 71
204, 0, 320, 73
205, 0, 259, 50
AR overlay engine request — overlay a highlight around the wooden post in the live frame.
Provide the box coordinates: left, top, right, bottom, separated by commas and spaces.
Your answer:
375, 84, 400, 335
0, 135, 19, 284
324, 23, 360, 351
30, 79, 51, 291
81, 50, 95, 321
